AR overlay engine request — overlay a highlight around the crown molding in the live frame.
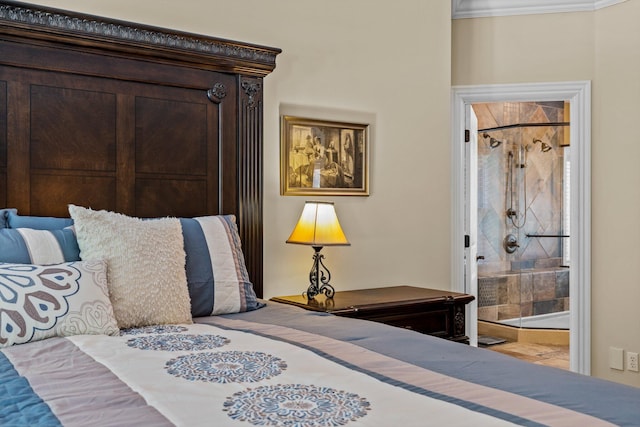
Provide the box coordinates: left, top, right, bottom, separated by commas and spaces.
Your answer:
452, 0, 628, 19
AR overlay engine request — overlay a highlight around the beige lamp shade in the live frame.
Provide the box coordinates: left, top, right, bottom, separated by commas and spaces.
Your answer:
286, 201, 350, 247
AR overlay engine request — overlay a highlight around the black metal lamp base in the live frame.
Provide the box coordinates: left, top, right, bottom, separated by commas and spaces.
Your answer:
303, 246, 335, 299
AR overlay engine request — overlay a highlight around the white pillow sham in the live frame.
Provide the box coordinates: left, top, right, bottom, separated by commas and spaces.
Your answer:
68, 205, 192, 328
0, 260, 119, 347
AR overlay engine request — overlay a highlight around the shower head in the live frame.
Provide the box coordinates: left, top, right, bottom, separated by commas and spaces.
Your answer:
532, 138, 552, 153
482, 132, 502, 148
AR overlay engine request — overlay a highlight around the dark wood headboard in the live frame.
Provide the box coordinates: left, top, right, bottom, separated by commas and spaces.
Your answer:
0, 1, 281, 297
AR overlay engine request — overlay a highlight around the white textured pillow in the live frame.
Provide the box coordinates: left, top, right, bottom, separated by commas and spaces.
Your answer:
0, 260, 119, 347
68, 205, 192, 328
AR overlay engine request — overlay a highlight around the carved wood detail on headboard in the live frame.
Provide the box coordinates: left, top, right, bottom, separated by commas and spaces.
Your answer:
0, 1, 281, 298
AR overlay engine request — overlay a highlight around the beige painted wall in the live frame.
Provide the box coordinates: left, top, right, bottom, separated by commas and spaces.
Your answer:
592, 1, 640, 387
23, 4, 452, 298
453, 2, 640, 386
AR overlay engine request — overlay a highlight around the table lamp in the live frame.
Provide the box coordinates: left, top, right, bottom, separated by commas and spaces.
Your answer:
286, 201, 350, 299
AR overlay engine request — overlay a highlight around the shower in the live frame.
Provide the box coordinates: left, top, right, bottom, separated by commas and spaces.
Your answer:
481, 132, 556, 238
475, 103, 570, 337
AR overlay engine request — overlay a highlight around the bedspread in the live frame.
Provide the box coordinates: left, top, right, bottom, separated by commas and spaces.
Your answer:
2, 302, 639, 426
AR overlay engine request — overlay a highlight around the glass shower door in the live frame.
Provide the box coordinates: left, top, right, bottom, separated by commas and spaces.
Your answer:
478, 120, 570, 331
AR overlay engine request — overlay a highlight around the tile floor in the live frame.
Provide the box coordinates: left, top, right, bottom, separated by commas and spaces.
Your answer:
484, 341, 570, 370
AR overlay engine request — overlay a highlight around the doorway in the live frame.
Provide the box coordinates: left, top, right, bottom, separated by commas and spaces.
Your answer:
451, 82, 591, 375
474, 101, 570, 369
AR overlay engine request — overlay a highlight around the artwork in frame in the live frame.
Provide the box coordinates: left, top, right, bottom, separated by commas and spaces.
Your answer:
280, 115, 369, 196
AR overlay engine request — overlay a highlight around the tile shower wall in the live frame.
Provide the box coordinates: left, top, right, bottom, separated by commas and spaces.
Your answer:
473, 101, 569, 323
477, 268, 570, 322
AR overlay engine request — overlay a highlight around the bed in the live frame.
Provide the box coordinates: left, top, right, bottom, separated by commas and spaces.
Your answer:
1, 2, 639, 426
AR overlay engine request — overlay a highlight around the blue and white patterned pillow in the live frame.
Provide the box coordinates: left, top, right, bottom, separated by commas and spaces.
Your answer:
0, 228, 80, 265
0, 260, 120, 347
180, 216, 263, 317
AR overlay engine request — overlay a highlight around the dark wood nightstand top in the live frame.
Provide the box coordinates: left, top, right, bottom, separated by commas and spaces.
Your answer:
270, 285, 474, 315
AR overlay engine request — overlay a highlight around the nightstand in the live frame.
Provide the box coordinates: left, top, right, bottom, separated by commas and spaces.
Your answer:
270, 285, 475, 343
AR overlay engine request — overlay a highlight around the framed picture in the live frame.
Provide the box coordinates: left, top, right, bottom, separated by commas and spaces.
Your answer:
280, 115, 369, 196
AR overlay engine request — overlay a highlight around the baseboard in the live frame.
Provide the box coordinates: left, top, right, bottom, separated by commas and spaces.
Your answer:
478, 321, 569, 346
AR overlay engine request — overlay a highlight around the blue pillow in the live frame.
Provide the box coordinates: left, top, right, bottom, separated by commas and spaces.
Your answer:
7, 211, 74, 230
0, 208, 17, 228
180, 215, 263, 317
0, 228, 80, 265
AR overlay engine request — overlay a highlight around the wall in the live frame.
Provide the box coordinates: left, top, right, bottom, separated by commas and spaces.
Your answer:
453, 2, 640, 386
23, 4, 453, 301
592, 1, 640, 387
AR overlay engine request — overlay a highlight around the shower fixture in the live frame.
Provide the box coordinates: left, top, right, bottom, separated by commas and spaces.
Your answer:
506, 150, 527, 229
503, 234, 520, 254
532, 138, 552, 152
504, 137, 551, 233
482, 132, 502, 148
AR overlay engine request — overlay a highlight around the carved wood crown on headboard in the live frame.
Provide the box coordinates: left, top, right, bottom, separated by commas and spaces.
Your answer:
0, 0, 281, 298
0, 1, 280, 75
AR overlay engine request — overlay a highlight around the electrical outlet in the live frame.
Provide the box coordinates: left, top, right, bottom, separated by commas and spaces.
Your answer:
627, 352, 639, 372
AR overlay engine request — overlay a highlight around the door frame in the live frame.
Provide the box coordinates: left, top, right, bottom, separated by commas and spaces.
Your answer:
451, 81, 591, 375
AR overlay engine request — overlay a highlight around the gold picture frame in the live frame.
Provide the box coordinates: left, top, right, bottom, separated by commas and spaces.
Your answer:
280, 115, 369, 196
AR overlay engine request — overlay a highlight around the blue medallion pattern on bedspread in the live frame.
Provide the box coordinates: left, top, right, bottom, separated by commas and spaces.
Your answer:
224, 384, 371, 426
126, 333, 230, 351
121, 324, 189, 335
166, 351, 287, 383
